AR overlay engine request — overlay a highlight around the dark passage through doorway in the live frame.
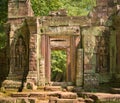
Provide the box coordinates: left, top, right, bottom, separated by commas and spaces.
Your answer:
51, 50, 67, 82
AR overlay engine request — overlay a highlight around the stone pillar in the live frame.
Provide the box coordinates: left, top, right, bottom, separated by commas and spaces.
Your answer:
38, 58, 45, 86
76, 49, 83, 86
26, 34, 37, 86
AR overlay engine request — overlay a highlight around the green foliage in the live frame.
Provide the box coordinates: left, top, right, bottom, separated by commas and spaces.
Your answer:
0, 0, 8, 49
0, 32, 6, 49
0, 0, 8, 25
31, 0, 96, 16
61, 0, 96, 16
51, 50, 66, 81
31, 0, 48, 16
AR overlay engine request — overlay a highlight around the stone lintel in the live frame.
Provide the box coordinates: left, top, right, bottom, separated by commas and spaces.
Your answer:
40, 16, 90, 27
42, 26, 80, 36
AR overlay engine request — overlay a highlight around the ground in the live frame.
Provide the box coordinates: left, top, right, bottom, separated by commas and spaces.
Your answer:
0, 83, 120, 103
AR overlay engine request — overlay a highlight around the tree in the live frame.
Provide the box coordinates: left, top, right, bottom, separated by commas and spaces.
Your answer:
51, 50, 66, 82
0, 0, 8, 49
31, 0, 63, 16
31, 0, 96, 16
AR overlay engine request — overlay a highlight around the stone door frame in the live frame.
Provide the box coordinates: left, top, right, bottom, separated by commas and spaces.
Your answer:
41, 34, 80, 84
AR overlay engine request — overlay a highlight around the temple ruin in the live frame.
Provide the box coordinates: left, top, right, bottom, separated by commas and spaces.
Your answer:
0, 0, 120, 91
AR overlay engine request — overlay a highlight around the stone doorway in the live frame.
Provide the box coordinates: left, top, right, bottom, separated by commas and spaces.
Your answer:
51, 50, 67, 82
41, 35, 80, 85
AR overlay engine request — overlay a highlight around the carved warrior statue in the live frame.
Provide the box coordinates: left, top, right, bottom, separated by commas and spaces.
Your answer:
15, 36, 26, 68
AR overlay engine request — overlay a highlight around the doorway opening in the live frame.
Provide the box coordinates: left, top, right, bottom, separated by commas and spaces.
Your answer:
51, 50, 67, 82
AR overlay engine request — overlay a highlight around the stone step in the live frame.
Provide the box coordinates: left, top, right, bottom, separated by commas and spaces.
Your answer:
44, 86, 62, 91
2, 80, 22, 89
11, 91, 77, 99
81, 92, 120, 102
49, 97, 87, 103
111, 88, 120, 94
56, 99, 77, 103
0, 97, 37, 103
11, 92, 29, 97
51, 82, 74, 86
59, 92, 77, 99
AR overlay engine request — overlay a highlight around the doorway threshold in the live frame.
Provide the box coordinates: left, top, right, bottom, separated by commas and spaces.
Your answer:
50, 82, 74, 86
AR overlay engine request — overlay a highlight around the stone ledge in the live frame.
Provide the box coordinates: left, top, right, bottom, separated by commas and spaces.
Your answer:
2, 80, 22, 90
57, 99, 77, 103
0, 97, 37, 103
111, 88, 120, 94
60, 92, 77, 99
81, 92, 120, 102
29, 92, 48, 100
11, 92, 29, 97
44, 86, 62, 91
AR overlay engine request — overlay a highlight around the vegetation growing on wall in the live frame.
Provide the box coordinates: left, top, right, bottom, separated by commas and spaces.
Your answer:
31, 0, 96, 16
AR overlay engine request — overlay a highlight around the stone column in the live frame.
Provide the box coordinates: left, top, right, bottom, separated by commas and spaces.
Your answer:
26, 34, 38, 85
38, 58, 45, 86
76, 49, 83, 86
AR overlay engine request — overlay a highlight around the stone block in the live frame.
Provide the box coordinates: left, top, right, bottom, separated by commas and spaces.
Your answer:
111, 88, 120, 94
29, 92, 47, 100
44, 86, 62, 91
81, 92, 120, 102
28, 98, 37, 103
24, 82, 37, 90
84, 73, 99, 90
77, 98, 85, 103
2, 80, 22, 89
73, 87, 83, 92
85, 98, 94, 103
16, 98, 28, 103
45, 17, 70, 26
57, 99, 77, 103
49, 97, 58, 103
11, 93, 29, 97
60, 92, 77, 99
45, 26, 80, 36
47, 91, 61, 98
69, 16, 90, 26
39, 100, 49, 103
0, 98, 16, 103
66, 86, 75, 92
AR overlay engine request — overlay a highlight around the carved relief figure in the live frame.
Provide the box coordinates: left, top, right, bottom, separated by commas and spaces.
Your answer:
96, 36, 109, 73
15, 36, 26, 68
